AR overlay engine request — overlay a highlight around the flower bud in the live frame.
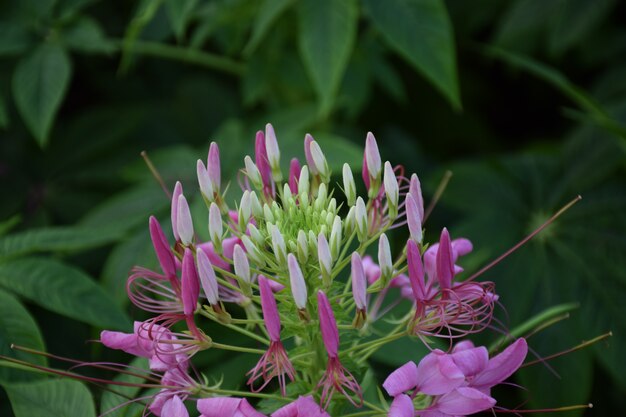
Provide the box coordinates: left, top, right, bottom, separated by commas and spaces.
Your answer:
171, 181, 183, 241
407, 239, 426, 301
405, 193, 423, 243
308, 230, 318, 254
248, 224, 264, 246
238, 190, 252, 231
318, 233, 332, 287
265, 123, 282, 182
298, 165, 310, 197
148, 216, 176, 278
244, 156, 263, 190
304, 134, 318, 175
241, 235, 265, 267
378, 233, 393, 285
255, 130, 272, 188
181, 249, 199, 316
342, 163, 356, 206
409, 174, 425, 223
355, 197, 368, 242
327, 198, 337, 215
365, 132, 382, 197
309, 139, 330, 183
197, 159, 214, 202
383, 161, 399, 219
233, 244, 251, 295
314, 183, 327, 212
249, 191, 263, 218
263, 203, 275, 223
297, 230, 309, 264
351, 252, 367, 311
207, 142, 221, 194
208, 202, 222, 252
329, 216, 342, 260
344, 206, 356, 235
288, 158, 301, 195
177, 194, 194, 246
197, 248, 219, 305
269, 223, 287, 264
288, 254, 307, 310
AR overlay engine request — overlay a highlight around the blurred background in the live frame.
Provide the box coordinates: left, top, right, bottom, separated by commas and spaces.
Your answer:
0, 0, 624, 416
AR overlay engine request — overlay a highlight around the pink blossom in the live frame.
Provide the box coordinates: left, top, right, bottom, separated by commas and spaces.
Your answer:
272, 396, 330, 417
197, 397, 266, 417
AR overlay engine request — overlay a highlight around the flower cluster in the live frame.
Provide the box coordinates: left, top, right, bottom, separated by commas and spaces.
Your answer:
98, 124, 526, 417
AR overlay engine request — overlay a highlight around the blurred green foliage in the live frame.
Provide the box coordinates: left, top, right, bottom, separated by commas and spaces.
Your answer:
1, 0, 625, 416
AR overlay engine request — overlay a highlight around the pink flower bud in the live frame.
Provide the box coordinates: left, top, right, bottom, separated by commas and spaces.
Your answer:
181, 249, 199, 316
197, 248, 219, 306
265, 123, 282, 182
309, 140, 330, 182
304, 133, 318, 175
148, 216, 175, 278
409, 174, 424, 222
208, 202, 222, 249
258, 275, 281, 342
407, 239, 426, 301
351, 252, 367, 311
255, 130, 272, 187
317, 291, 339, 358
436, 228, 454, 290
289, 158, 301, 195
171, 181, 183, 241
233, 244, 250, 284
288, 254, 307, 309
197, 159, 214, 200
365, 132, 381, 181
176, 194, 194, 246
207, 142, 221, 194
318, 233, 332, 279
405, 193, 422, 243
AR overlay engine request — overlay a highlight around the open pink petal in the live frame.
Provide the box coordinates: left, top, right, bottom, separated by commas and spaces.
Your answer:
451, 346, 489, 377
472, 338, 527, 389
383, 361, 418, 396
434, 387, 495, 415
415, 350, 464, 395
388, 394, 414, 417
161, 395, 189, 417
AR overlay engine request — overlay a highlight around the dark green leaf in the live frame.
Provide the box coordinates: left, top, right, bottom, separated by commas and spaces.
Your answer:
12, 42, 72, 147
298, 0, 358, 116
120, 0, 166, 72
100, 357, 149, 417
363, 0, 460, 109
4, 379, 96, 417
0, 21, 32, 56
0, 92, 8, 129
0, 226, 124, 259
62, 17, 115, 54
243, 0, 294, 55
56, 0, 100, 19
492, 0, 560, 53
0, 258, 130, 329
0, 288, 47, 383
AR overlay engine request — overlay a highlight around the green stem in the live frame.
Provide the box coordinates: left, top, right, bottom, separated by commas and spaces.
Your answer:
198, 386, 289, 401
198, 309, 270, 346
212, 342, 265, 355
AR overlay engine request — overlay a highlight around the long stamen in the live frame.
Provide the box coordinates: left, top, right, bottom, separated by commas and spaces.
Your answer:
423, 170, 452, 221
141, 150, 171, 198
467, 195, 582, 281
494, 404, 593, 413
521, 332, 612, 368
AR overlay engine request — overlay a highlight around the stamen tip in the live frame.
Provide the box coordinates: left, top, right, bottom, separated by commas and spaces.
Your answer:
10, 343, 14, 349
588, 403, 593, 408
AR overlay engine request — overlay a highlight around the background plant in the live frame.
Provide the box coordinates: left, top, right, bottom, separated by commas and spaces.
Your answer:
0, 0, 624, 416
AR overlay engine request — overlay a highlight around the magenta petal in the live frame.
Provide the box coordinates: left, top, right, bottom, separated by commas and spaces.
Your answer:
239, 399, 267, 417
388, 394, 415, 417
435, 228, 454, 290
472, 338, 528, 389
207, 142, 221, 191
407, 239, 425, 301
317, 291, 339, 358
181, 249, 199, 316
161, 396, 189, 417
416, 350, 464, 395
197, 397, 242, 417
258, 275, 281, 341
255, 130, 272, 186
382, 361, 418, 396
149, 216, 176, 278
304, 134, 318, 175
100, 330, 148, 358
288, 158, 301, 195
451, 346, 489, 377
435, 387, 496, 415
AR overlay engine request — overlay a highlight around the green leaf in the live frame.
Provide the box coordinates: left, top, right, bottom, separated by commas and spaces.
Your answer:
492, 0, 560, 53
0, 288, 47, 383
0, 92, 8, 129
0, 21, 32, 56
0, 258, 130, 330
56, 0, 100, 20
243, 0, 294, 55
100, 357, 149, 417
165, 0, 197, 40
363, 0, 460, 109
298, 0, 358, 116
4, 379, 96, 417
62, 17, 116, 54
12, 42, 72, 147
0, 226, 124, 259
120, 0, 166, 72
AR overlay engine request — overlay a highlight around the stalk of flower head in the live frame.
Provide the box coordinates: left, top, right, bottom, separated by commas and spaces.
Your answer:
7, 124, 598, 417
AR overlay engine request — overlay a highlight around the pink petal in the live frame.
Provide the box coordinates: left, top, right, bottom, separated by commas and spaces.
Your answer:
382, 361, 418, 396
258, 276, 281, 342
100, 330, 148, 358
451, 238, 473, 257
181, 249, 199, 316
452, 340, 476, 353
434, 387, 495, 415
409, 174, 424, 222
255, 130, 272, 186
149, 216, 176, 278
161, 396, 189, 417
415, 350, 464, 395
289, 158, 301, 195
272, 396, 329, 417
407, 239, 426, 301
317, 291, 339, 358
197, 242, 230, 271
171, 182, 183, 241
207, 142, 221, 192
304, 134, 318, 175
388, 394, 415, 417
472, 338, 527, 389
351, 252, 367, 310
197, 397, 241, 417
435, 228, 454, 290
362, 256, 381, 284
405, 194, 422, 242
239, 398, 267, 417
451, 346, 489, 377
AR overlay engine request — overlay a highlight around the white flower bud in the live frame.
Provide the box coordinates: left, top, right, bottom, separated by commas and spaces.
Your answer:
355, 196, 368, 242
309, 140, 330, 183
288, 254, 307, 309
297, 230, 309, 264
342, 163, 356, 206
344, 206, 356, 235
269, 223, 287, 264
329, 215, 342, 260
265, 123, 282, 182
263, 203, 275, 223
233, 244, 251, 295
378, 233, 393, 285
247, 224, 264, 246
238, 190, 251, 231
314, 183, 327, 211
298, 165, 310, 197
208, 202, 222, 251
318, 233, 332, 287
384, 161, 399, 219
241, 235, 265, 267
244, 156, 263, 190
197, 160, 214, 202
249, 191, 263, 219
177, 194, 194, 246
